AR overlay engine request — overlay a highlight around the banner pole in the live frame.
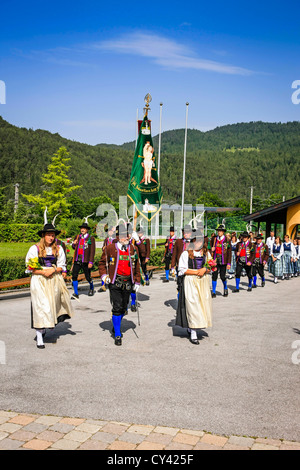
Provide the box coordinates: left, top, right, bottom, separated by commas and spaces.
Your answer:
180, 102, 189, 230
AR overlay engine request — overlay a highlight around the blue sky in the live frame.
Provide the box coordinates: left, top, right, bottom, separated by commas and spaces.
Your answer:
0, 0, 299, 145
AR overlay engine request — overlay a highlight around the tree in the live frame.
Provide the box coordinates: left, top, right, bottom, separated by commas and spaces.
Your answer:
22, 146, 81, 221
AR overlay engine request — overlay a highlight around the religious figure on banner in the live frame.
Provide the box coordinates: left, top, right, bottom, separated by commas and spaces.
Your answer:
140, 141, 157, 185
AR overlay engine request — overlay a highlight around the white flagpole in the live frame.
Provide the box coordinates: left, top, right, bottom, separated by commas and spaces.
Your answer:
155, 102, 163, 248
180, 102, 189, 230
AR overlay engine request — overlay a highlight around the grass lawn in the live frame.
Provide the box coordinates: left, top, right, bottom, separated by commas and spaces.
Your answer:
0, 242, 105, 259
0, 242, 34, 258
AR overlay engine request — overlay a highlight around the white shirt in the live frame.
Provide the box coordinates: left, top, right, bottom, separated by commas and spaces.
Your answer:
266, 236, 275, 250
178, 250, 211, 277
25, 245, 66, 273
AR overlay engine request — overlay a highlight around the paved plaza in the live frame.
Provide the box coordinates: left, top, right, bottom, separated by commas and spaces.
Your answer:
0, 271, 299, 450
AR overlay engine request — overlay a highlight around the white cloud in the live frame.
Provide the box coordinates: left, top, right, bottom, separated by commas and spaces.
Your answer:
93, 31, 253, 76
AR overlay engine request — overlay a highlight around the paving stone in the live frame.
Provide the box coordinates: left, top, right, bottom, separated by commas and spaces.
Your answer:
22, 422, 49, 434
101, 422, 129, 435
59, 417, 85, 426
0, 431, 9, 441
279, 444, 300, 450
193, 442, 224, 450
223, 443, 250, 450
227, 435, 255, 448
36, 430, 65, 442
0, 411, 18, 419
23, 439, 52, 450
153, 425, 180, 436
79, 440, 108, 450
9, 430, 36, 441
51, 438, 81, 450
127, 424, 155, 435
0, 422, 22, 433
165, 442, 194, 450
108, 440, 137, 450
63, 430, 92, 443
117, 431, 145, 444
251, 443, 279, 450
0, 438, 25, 450
49, 422, 75, 433
9, 415, 36, 426
35, 415, 62, 426
145, 433, 173, 445
172, 432, 200, 446
75, 422, 102, 434
255, 437, 282, 447
180, 429, 205, 437
200, 433, 228, 447
136, 441, 165, 450
91, 431, 119, 443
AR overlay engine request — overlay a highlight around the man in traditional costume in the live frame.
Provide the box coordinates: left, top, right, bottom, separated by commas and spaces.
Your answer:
171, 224, 193, 276
162, 226, 177, 282
98, 222, 141, 346
25, 222, 74, 349
252, 233, 269, 288
71, 217, 96, 299
234, 231, 255, 292
210, 224, 231, 297
135, 226, 151, 286
98, 225, 116, 293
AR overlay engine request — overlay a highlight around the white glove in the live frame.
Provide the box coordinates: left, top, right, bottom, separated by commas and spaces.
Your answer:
103, 275, 111, 285
134, 284, 140, 292
131, 231, 140, 242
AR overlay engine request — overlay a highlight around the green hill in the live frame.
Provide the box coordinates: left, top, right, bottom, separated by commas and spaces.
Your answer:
0, 116, 299, 206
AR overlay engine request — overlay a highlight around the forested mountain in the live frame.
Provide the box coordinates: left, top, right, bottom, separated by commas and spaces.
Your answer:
0, 116, 299, 207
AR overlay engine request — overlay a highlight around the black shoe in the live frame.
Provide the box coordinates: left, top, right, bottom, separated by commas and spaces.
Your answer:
131, 304, 137, 312
98, 286, 106, 293
223, 289, 228, 297
37, 344, 45, 349
233, 288, 239, 293
115, 336, 122, 346
247, 287, 252, 292
261, 281, 265, 287
88, 289, 94, 296
190, 338, 199, 345
211, 292, 216, 298
163, 279, 169, 283
146, 280, 150, 286
71, 293, 79, 300
252, 284, 257, 288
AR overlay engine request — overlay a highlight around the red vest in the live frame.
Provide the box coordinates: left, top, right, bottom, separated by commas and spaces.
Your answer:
117, 248, 131, 276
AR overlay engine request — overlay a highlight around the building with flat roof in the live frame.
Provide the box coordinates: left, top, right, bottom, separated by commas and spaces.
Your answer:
243, 196, 300, 239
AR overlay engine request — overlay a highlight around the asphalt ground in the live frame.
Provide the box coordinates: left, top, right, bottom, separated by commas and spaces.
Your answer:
0, 270, 299, 444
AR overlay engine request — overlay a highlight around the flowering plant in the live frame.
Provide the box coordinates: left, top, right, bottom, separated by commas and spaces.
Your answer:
204, 258, 217, 272
26, 257, 42, 271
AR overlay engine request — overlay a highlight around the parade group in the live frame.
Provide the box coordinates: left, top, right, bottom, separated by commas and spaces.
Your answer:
25, 216, 300, 348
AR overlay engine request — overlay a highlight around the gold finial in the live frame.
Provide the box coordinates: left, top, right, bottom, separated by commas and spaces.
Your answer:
143, 93, 152, 116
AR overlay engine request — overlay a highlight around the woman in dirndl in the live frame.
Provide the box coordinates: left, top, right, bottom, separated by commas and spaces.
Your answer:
25, 222, 74, 349
282, 234, 296, 280
269, 236, 284, 283
176, 229, 212, 345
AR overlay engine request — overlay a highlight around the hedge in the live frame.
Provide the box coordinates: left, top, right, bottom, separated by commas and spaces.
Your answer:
0, 224, 41, 243
0, 247, 165, 286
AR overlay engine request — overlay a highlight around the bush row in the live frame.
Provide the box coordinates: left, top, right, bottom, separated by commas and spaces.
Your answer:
0, 247, 165, 285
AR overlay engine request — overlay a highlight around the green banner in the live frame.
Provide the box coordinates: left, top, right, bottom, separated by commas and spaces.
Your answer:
127, 115, 163, 222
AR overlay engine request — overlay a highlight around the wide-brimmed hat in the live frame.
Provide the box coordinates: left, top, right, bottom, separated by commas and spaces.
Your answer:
240, 231, 250, 238
38, 223, 61, 238
116, 222, 132, 238
216, 224, 226, 232
78, 222, 90, 230
182, 224, 192, 234
255, 233, 264, 240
